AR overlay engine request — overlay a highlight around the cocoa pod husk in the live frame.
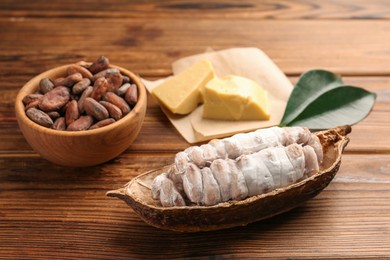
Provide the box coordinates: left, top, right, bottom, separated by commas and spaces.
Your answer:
107, 126, 352, 232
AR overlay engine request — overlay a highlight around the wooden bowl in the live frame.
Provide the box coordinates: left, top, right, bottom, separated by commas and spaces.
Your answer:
15, 64, 147, 167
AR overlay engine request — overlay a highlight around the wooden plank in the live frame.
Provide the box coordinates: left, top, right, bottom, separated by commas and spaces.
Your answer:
1, 18, 390, 76
1, 154, 390, 258
1, 0, 390, 19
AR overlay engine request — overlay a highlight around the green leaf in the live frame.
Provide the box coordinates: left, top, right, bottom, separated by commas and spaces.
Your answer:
280, 70, 344, 126
285, 86, 376, 129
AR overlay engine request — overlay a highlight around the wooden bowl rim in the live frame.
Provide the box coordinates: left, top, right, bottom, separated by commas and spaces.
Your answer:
15, 63, 147, 137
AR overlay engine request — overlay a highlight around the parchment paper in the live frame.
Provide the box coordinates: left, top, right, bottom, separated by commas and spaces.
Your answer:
142, 47, 293, 143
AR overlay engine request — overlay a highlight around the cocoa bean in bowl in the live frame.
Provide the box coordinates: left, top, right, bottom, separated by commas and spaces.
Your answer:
15, 56, 147, 167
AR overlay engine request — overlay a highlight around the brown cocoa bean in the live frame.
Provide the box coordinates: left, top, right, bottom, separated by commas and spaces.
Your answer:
52, 117, 66, 131
47, 111, 61, 121
24, 100, 40, 111
90, 77, 108, 101
78, 86, 93, 114
84, 97, 109, 121
91, 68, 120, 82
52, 77, 65, 86
39, 78, 54, 94
72, 78, 91, 95
89, 118, 116, 130
67, 115, 94, 131
99, 100, 122, 121
54, 73, 83, 87
107, 72, 123, 93
38, 86, 70, 112
88, 56, 109, 74
125, 84, 138, 106
65, 100, 80, 126
26, 108, 53, 128
103, 92, 130, 115
22, 93, 43, 106
122, 75, 130, 84
67, 64, 93, 79
117, 83, 131, 96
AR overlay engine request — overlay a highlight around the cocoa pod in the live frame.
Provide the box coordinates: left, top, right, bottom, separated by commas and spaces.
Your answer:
67, 115, 94, 131
47, 111, 61, 121
38, 86, 70, 112
91, 68, 120, 82
88, 56, 109, 74
117, 83, 131, 96
72, 78, 91, 95
54, 73, 83, 87
52, 117, 66, 131
107, 72, 123, 93
103, 92, 130, 115
89, 118, 116, 130
22, 93, 43, 106
26, 108, 53, 128
65, 100, 80, 126
90, 77, 108, 101
78, 86, 93, 114
67, 64, 93, 79
125, 84, 138, 106
39, 78, 54, 94
99, 100, 122, 121
84, 97, 109, 121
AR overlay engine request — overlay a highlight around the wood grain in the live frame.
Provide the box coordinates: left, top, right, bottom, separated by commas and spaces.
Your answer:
1, 0, 390, 258
1, 0, 390, 19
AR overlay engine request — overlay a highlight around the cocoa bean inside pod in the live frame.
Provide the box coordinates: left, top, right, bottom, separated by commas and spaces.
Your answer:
107, 126, 351, 232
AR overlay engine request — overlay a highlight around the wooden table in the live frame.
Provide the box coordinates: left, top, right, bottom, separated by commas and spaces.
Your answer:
1, 1, 390, 258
